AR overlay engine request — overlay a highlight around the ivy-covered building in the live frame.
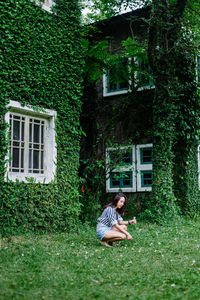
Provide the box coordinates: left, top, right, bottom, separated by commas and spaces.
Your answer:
0, 0, 83, 233
81, 6, 200, 219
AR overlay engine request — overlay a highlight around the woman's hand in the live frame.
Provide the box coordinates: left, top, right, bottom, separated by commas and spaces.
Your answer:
129, 218, 136, 225
126, 233, 133, 241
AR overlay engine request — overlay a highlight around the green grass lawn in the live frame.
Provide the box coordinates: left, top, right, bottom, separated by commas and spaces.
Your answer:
0, 219, 200, 300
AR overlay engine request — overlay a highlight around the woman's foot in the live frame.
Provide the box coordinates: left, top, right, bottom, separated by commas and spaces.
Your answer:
100, 241, 111, 247
108, 242, 120, 247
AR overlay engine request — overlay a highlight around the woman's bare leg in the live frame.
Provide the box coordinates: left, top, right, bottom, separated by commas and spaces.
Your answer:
112, 225, 127, 232
102, 229, 127, 243
99, 225, 131, 246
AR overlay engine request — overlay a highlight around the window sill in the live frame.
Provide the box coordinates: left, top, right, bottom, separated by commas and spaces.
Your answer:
5, 173, 56, 184
103, 89, 129, 97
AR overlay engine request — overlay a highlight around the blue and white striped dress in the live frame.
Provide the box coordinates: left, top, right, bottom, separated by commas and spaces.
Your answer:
96, 206, 123, 240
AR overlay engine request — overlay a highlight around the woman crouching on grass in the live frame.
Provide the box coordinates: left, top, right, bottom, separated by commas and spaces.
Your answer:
96, 192, 136, 247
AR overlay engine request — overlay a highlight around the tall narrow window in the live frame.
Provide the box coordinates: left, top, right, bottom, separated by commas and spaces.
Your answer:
136, 144, 153, 191
5, 101, 56, 183
9, 114, 25, 173
28, 118, 44, 174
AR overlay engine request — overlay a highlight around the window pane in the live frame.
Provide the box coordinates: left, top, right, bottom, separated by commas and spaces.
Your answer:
21, 121, 24, 141
110, 173, 120, 187
29, 150, 32, 169
12, 148, 19, 168
9, 114, 25, 173
34, 124, 40, 143
107, 67, 117, 92
107, 59, 129, 92
137, 60, 154, 87
29, 123, 32, 142
109, 151, 120, 165
28, 118, 45, 174
110, 172, 132, 188
141, 171, 152, 187
34, 144, 40, 149
33, 150, 39, 169
141, 148, 152, 164
121, 150, 132, 164
21, 149, 24, 169
41, 151, 44, 170
13, 120, 20, 140
41, 125, 44, 144
110, 149, 132, 166
122, 172, 132, 187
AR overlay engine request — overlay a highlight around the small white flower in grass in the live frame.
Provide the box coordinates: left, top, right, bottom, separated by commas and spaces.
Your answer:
192, 260, 196, 265
171, 283, 176, 287
22, 253, 24, 256
56, 253, 60, 256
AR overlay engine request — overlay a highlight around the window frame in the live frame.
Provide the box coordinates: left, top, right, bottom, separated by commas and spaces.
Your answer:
5, 100, 57, 184
103, 57, 155, 97
135, 58, 155, 91
106, 144, 153, 193
103, 58, 131, 97
106, 145, 136, 192
136, 144, 153, 192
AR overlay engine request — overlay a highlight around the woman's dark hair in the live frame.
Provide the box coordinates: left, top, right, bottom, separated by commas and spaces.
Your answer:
104, 192, 127, 215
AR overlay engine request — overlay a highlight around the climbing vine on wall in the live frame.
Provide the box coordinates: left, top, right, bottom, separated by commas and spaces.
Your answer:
0, 0, 84, 234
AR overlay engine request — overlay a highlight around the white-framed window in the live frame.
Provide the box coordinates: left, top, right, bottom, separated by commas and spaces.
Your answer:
106, 146, 136, 192
103, 57, 154, 97
34, 0, 55, 13
135, 59, 154, 91
5, 101, 57, 184
136, 144, 153, 191
106, 144, 153, 192
103, 59, 131, 97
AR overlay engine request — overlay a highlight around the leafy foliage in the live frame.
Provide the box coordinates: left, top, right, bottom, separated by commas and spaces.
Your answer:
0, 0, 83, 234
81, 0, 200, 223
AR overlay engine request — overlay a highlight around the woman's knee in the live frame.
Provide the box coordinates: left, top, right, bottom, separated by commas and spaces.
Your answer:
120, 225, 127, 231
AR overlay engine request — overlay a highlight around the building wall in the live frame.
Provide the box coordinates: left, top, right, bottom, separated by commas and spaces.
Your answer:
80, 8, 154, 216
0, 0, 83, 234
